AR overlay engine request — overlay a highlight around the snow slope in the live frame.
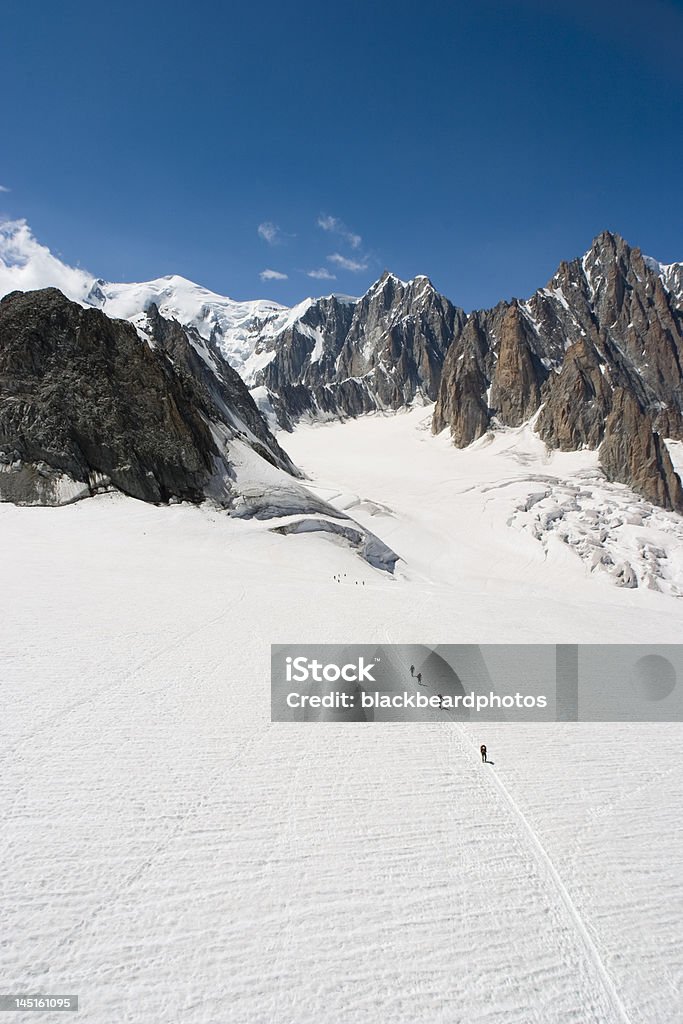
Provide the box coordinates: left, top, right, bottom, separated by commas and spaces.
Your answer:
92, 276, 295, 383
2, 409, 683, 1023
286, 407, 683, 611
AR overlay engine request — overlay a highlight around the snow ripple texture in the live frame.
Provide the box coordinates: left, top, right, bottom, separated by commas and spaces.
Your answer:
2, 407, 683, 1023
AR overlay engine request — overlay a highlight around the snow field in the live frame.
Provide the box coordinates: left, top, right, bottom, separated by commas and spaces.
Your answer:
2, 407, 683, 1022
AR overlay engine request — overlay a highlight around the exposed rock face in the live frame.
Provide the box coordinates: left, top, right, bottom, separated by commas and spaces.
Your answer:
430, 316, 490, 445
489, 304, 546, 426
0, 288, 295, 506
434, 231, 683, 511
535, 335, 612, 451
257, 295, 357, 426
600, 389, 683, 512
258, 273, 465, 427
138, 303, 296, 474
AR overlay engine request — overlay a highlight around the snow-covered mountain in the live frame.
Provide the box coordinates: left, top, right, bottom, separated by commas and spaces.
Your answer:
2, 218, 683, 513
0, 285, 295, 504
0, 220, 465, 423
0, 283, 400, 570
250, 230, 683, 514
89, 276, 298, 384
254, 272, 465, 428
0, 219, 303, 381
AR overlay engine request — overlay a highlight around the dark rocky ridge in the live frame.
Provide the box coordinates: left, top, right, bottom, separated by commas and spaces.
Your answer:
0, 288, 296, 506
139, 303, 297, 475
257, 273, 465, 428
600, 389, 683, 512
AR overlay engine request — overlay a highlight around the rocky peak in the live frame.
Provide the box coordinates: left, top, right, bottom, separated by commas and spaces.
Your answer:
435, 231, 683, 512
256, 272, 465, 428
489, 304, 546, 426
0, 288, 296, 506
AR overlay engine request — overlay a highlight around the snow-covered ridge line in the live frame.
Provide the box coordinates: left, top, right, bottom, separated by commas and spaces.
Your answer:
2, 219, 682, 340
2, 219, 682, 438
0, 220, 364, 381
643, 253, 683, 279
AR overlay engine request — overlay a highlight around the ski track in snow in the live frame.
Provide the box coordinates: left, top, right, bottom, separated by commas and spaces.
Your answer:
452, 724, 633, 1024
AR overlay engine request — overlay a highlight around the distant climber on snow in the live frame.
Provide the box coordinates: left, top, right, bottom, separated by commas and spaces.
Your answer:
410, 665, 415, 677
480, 744, 487, 763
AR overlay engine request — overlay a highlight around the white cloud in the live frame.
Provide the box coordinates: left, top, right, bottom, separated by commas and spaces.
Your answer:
327, 252, 368, 273
0, 185, 10, 193
0, 219, 94, 302
259, 268, 288, 281
317, 214, 362, 250
307, 267, 336, 280
257, 221, 280, 245
317, 215, 338, 232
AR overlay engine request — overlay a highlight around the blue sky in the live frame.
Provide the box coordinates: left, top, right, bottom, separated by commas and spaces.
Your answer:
1, 0, 682, 309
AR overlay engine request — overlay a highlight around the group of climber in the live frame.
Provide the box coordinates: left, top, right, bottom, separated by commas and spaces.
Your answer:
409, 662, 489, 764
332, 574, 365, 585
